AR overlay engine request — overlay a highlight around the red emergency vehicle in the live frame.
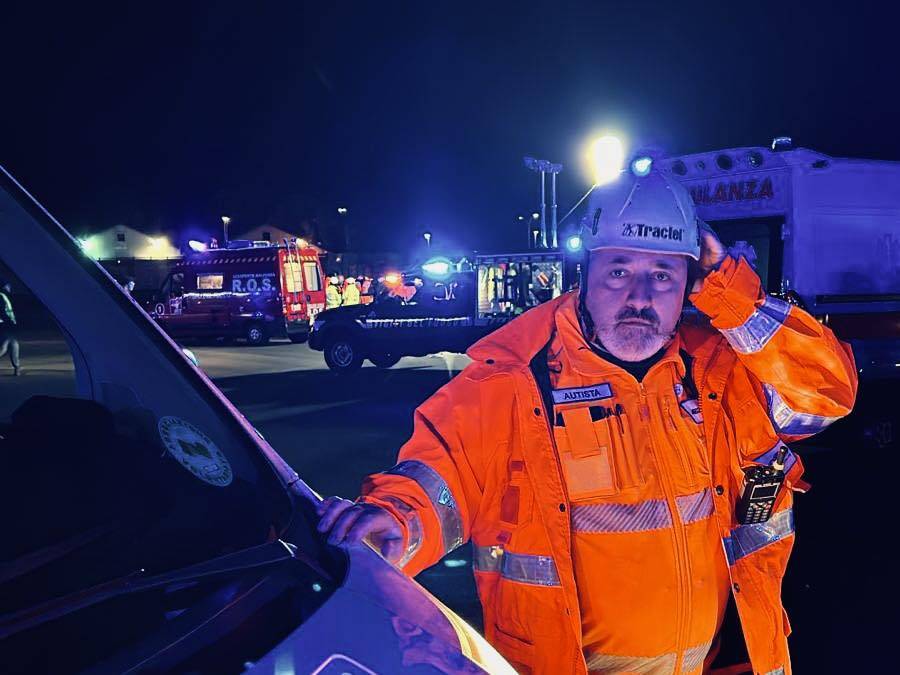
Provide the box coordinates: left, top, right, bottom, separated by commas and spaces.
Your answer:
149, 240, 326, 345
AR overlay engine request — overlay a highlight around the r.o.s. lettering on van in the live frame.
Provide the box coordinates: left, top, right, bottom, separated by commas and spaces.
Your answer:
232, 273, 276, 293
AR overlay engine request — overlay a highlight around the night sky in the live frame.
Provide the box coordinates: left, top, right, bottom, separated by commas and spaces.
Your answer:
2, 1, 896, 253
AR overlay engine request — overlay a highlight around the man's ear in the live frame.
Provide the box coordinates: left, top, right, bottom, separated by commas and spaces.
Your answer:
684, 259, 701, 303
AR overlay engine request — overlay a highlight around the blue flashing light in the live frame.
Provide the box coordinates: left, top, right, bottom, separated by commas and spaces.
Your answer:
422, 258, 452, 278
631, 156, 653, 177
566, 234, 583, 252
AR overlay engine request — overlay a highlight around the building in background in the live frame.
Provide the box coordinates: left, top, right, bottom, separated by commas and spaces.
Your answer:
78, 225, 180, 261
77, 225, 181, 297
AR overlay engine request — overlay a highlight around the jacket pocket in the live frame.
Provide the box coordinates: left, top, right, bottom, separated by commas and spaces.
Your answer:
492, 624, 535, 675
605, 405, 644, 490
554, 404, 643, 499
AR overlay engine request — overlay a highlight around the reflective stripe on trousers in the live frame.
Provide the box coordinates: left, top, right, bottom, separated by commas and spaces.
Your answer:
585, 639, 712, 674
571, 488, 715, 534
472, 545, 561, 586
384, 460, 464, 555
724, 508, 794, 565
720, 295, 791, 354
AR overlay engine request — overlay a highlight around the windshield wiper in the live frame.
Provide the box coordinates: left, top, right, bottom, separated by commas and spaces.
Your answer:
0, 538, 318, 640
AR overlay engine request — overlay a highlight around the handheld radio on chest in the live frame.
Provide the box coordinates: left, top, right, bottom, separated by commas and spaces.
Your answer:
735, 444, 788, 525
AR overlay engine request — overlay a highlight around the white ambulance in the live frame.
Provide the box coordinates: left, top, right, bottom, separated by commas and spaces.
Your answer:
662, 140, 900, 380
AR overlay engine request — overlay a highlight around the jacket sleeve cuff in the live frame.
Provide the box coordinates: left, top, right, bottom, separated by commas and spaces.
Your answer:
357, 493, 422, 568
689, 255, 764, 330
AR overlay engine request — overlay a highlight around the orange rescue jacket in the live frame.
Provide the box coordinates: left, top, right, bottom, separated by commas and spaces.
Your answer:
361, 257, 857, 674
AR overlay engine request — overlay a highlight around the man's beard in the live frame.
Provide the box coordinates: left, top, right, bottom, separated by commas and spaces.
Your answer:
592, 307, 674, 361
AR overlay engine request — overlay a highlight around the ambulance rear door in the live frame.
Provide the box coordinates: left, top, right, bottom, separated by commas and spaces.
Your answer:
279, 247, 325, 322
674, 153, 793, 294
299, 248, 326, 320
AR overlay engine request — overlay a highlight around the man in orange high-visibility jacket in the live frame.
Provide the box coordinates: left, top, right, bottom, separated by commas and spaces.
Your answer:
318, 166, 857, 674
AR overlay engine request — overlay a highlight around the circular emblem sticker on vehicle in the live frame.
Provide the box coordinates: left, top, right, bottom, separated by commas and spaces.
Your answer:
158, 416, 233, 487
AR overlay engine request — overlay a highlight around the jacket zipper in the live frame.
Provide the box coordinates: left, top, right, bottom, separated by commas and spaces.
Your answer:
641, 383, 691, 671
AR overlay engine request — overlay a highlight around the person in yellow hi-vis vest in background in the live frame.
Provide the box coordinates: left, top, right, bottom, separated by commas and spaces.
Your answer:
318, 166, 857, 674
325, 275, 342, 310
342, 277, 361, 306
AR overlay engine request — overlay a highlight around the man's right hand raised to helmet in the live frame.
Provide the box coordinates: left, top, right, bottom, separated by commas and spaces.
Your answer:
316, 496, 405, 563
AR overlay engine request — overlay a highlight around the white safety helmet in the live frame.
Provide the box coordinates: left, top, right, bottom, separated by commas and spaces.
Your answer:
329, 275, 339, 285
582, 168, 701, 260
346, 277, 356, 284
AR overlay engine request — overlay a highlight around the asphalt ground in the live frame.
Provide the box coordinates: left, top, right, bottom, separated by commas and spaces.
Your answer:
2, 333, 896, 671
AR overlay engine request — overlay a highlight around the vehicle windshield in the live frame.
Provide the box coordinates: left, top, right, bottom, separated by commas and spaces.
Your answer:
0, 169, 341, 671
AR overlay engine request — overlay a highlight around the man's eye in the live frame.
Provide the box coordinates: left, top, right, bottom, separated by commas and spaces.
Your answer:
610, 269, 627, 278
654, 272, 670, 281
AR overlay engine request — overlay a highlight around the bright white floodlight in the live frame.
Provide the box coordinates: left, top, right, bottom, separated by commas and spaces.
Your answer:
589, 135, 625, 185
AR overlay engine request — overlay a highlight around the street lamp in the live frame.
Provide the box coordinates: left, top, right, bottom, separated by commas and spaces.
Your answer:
221, 216, 231, 245
337, 207, 348, 214
423, 231, 432, 248
588, 135, 625, 185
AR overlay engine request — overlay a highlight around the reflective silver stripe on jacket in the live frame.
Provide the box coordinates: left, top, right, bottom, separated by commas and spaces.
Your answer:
381, 495, 423, 568
720, 295, 791, 354
584, 639, 711, 674
384, 460, 464, 555
572, 498, 672, 533
764, 383, 840, 436
675, 488, 714, 525
724, 508, 794, 565
472, 546, 561, 586
765, 668, 785, 675
572, 488, 713, 534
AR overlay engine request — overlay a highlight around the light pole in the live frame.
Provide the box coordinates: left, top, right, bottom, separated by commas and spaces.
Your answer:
221, 216, 231, 245
423, 231, 432, 248
337, 207, 349, 250
549, 164, 563, 248
523, 157, 563, 248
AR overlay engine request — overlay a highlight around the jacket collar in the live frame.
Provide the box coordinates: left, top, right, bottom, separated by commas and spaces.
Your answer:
468, 291, 696, 382
466, 292, 571, 367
